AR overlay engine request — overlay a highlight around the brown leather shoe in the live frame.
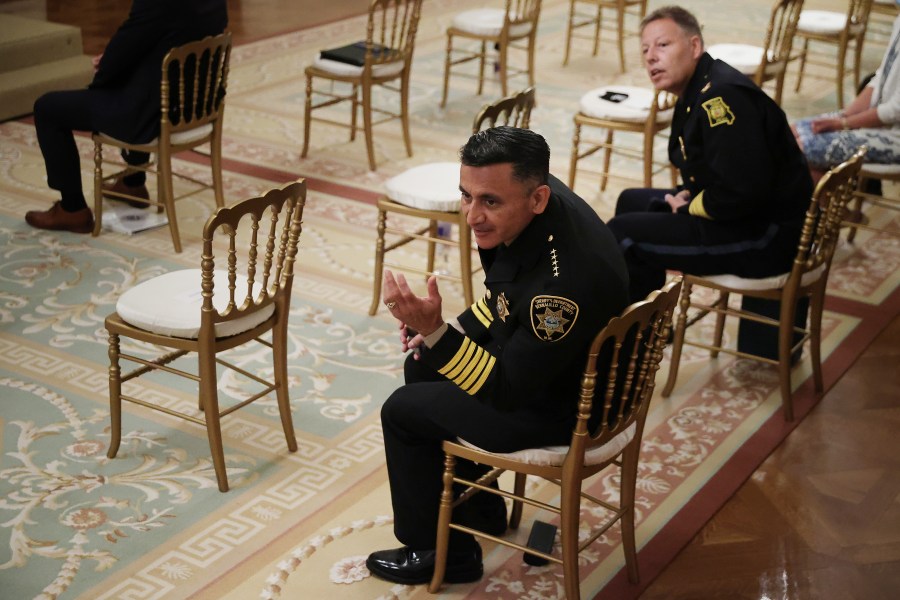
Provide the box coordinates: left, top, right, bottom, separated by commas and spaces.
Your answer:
25, 201, 94, 234
102, 176, 150, 209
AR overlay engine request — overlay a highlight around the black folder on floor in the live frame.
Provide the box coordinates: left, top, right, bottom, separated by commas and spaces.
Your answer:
320, 41, 391, 66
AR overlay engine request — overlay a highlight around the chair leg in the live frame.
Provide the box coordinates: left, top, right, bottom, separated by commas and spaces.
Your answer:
592, 4, 602, 56
362, 84, 377, 171
400, 72, 413, 158
210, 124, 226, 208
458, 216, 475, 307
351, 83, 360, 142
560, 476, 582, 600
301, 73, 313, 158
710, 291, 729, 358
526, 33, 536, 87
619, 443, 641, 583
600, 130, 613, 192
199, 350, 229, 492
642, 126, 654, 188
273, 316, 298, 453
835, 39, 848, 110
428, 453, 457, 593
441, 33, 453, 107
616, 5, 627, 72
158, 153, 183, 253
92, 140, 104, 238
809, 287, 825, 394
426, 220, 438, 277
847, 181, 871, 243
369, 208, 387, 316
508, 472, 526, 530
777, 293, 797, 422
568, 119, 582, 189
477, 40, 487, 96
662, 281, 692, 397
563, 0, 576, 66
107, 332, 123, 458
795, 38, 809, 92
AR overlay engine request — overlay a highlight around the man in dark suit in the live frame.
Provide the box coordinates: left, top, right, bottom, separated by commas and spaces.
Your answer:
25, 0, 228, 234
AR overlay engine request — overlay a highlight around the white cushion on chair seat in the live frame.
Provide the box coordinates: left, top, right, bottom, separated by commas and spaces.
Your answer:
701, 263, 827, 291
708, 43, 770, 75
311, 55, 405, 78
458, 422, 636, 467
101, 124, 214, 147
116, 269, 275, 339
797, 10, 846, 34
452, 9, 534, 37
579, 86, 673, 123
860, 163, 900, 178
384, 162, 461, 212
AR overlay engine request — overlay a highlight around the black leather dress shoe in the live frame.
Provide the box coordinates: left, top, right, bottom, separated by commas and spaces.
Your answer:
366, 545, 483, 585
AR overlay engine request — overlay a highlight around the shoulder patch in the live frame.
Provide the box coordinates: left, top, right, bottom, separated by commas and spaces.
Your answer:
701, 97, 735, 127
530, 295, 579, 342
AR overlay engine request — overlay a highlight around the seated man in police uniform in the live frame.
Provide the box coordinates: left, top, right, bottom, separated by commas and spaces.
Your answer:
366, 126, 630, 585
606, 5, 813, 304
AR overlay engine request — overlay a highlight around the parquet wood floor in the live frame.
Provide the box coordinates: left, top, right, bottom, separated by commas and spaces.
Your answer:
641, 314, 900, 599
3, 1, 898, 597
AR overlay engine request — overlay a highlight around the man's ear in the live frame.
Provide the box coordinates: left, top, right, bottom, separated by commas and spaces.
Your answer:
690, 35, 703, 60
531, 184, 551, 215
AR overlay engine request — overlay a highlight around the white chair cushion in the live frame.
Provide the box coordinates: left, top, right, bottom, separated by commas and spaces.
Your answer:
797, 10, 846, 35
579, 86, 673, 123
708, 43, 768, 75
860, 162, 900, 178
458, 422, 636, 467
116, 269, 276, 339
702, 262, 827, 291
311, 55, 405, 78
385, 162, 461, 212
452, 9, 534, 38
102, 124, 214, 147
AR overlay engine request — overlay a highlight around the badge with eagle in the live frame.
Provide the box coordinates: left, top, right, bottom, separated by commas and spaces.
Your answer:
530, 295, 579, 341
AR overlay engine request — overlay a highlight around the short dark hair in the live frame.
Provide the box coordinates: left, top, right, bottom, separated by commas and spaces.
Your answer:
641, 5, 704, 46
459, 126, 550, 186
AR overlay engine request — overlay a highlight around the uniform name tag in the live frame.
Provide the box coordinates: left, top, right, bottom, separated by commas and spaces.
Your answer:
530, 295, 579, 342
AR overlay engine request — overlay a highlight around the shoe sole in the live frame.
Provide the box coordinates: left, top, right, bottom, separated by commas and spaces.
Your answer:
365, 560, 483, 586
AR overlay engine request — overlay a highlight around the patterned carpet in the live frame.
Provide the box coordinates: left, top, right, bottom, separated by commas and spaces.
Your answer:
1, 1, 898, 599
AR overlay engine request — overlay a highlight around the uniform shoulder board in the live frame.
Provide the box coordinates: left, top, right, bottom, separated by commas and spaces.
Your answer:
530, 295, 579, 342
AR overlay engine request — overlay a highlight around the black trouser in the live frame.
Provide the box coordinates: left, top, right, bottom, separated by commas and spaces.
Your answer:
380, 354, 573, 552
607, 188, 800, 303
34, 89, 149, 212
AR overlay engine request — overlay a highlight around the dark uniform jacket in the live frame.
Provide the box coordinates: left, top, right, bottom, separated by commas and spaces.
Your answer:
671, 53, 813, 224
90, 0, 228, 144
420, 175, 629, 418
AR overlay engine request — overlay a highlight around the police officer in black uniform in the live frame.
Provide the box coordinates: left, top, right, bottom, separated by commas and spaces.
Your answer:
366, 126, 629, 586
607, 6, 813, 304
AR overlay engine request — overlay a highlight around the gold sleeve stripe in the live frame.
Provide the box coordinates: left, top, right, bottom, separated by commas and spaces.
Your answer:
688, 190, 712, 219
460, 351, 495, 394
438, 337, 478, 379
436, 337, 497, 395
472, 298, 493, 329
